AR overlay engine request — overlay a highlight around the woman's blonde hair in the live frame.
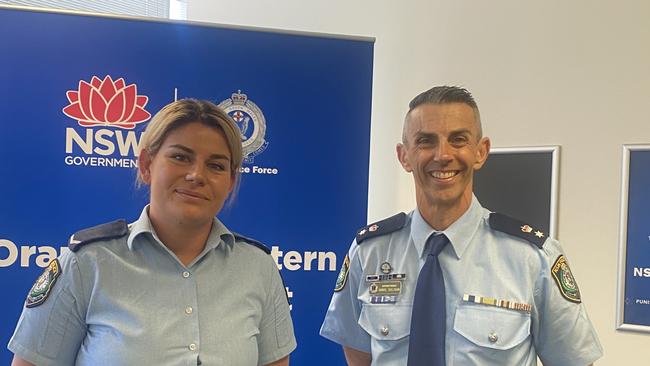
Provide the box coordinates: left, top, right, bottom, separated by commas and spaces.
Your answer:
137, 99, 243, 200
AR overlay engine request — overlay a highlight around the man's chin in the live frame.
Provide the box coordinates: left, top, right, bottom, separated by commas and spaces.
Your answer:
422, 190, 465, 207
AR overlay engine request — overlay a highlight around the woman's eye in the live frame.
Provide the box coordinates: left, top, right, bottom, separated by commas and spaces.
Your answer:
172, 154, 189, 162
208, 163, 225, 171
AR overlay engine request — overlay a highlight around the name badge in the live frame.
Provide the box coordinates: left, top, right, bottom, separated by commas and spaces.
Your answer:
369, 280, 402, 295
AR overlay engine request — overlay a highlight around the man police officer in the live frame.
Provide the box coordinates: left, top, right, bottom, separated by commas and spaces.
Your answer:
320, 86, 602, 365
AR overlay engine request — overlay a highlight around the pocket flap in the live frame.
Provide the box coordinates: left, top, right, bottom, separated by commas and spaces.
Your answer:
453, 305, 531, 350
358, 304, 412, 341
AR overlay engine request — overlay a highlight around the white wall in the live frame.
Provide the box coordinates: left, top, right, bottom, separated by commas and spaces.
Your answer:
188, 1, 650, 364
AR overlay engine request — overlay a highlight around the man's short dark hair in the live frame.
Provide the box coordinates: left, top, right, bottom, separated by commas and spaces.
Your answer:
409, 85, 478, 112
405, 85, 482, 141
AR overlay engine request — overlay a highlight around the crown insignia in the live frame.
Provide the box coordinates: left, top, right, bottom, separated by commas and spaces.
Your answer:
231, 90, 248, 104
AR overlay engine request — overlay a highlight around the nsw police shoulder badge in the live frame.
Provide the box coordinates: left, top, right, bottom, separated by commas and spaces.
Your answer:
26, 259, 62, 308
218, 90, 268, 163
551, 255, 581, 303
334, 254, 350, 292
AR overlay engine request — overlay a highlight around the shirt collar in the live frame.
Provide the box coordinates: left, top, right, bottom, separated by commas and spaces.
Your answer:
127, 205, 235, 251
410, 195, 485, 259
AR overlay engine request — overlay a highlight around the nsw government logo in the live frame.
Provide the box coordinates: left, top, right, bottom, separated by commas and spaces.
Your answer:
63, 75, 151, 129
62, 75, 151, 169
218, 90, 269, 164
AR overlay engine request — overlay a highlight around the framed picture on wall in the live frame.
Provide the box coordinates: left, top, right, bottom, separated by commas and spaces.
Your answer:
473, 146, 559, 239
616, 144, 650, 332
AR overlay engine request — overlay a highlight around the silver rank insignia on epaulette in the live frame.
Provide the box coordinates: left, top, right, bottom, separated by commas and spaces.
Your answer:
489, 213, 546, 249
359, 224, 379, 238
68, 235, 80, 245
356, 213, 407, 244
520, 224, 545, 238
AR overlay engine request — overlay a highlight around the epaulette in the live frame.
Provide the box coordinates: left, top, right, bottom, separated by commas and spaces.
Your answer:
68, 219, 129, 252
356, 212, 407, 244
233, 233, 271, 254
488, 213, 547, 249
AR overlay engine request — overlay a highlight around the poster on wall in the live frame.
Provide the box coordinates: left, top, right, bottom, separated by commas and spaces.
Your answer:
0, 5, 373, 364
616, 145, 650, 332
473, 146, 559, 238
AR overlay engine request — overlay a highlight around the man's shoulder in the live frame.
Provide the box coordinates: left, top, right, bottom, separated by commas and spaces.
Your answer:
68, 219, 129, 252
355, 212, 408, 244
487, 212, 547, 249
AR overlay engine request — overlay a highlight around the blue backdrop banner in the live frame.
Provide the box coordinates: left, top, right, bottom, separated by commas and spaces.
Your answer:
618, 145, 650, 332
0, 6, 373, 364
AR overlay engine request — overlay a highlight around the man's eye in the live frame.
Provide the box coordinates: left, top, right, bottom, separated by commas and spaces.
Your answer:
451, 136, 468, 145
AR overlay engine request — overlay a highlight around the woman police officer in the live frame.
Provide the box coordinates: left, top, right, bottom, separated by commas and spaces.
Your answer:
9, 99, 296, 365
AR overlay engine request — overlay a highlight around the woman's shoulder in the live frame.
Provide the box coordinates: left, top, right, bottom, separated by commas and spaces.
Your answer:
231, 232, 271, 255
68, 219, 130, 253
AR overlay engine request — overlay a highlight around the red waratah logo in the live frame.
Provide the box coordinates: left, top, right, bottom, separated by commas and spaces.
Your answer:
62, 75, 151, 129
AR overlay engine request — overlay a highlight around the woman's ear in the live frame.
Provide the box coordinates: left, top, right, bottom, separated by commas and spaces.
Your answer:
138, 149, 153, 184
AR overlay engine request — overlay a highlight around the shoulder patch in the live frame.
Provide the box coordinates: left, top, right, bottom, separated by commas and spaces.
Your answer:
551, 255, 582, 303
69, 219, 129, 252
356, 213, 407, 244
233, 232, 271, 254
488, 213, 546, 249
26, 259, 62, 308
334, 254, 350, 292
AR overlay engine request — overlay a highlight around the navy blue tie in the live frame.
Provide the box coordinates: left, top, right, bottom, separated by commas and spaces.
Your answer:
407, 233, 449, 366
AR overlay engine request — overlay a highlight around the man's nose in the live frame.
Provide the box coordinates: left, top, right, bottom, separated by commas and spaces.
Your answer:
434, 141, 453, 163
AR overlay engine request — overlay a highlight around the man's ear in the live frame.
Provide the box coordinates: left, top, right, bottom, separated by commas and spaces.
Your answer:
397, 143, 413, 172
138, 149, 153, 184
473, 137, 491, 170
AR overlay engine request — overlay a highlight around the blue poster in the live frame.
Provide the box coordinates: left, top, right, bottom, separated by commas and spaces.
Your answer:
0, 6, 373, 364
618, 145, 650, 332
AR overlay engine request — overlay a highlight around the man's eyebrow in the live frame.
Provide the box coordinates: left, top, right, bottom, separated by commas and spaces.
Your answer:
448, 128, 472, 135
413, 131, 437, 138
413, 128, 473, 137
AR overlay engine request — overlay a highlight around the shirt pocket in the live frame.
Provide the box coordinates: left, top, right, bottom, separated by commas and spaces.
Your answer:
453, 304, 531, 350
358, 304, 412, 341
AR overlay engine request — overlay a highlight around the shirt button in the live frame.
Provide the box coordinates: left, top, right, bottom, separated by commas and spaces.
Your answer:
182, 271, 190, 278
488, 332, 498, 343
185, 307, 193, 315
189, 343, 197, 351
381, 326, 389, 336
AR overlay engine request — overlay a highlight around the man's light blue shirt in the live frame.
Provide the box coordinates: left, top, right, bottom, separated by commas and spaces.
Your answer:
320, 196, 602, 365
